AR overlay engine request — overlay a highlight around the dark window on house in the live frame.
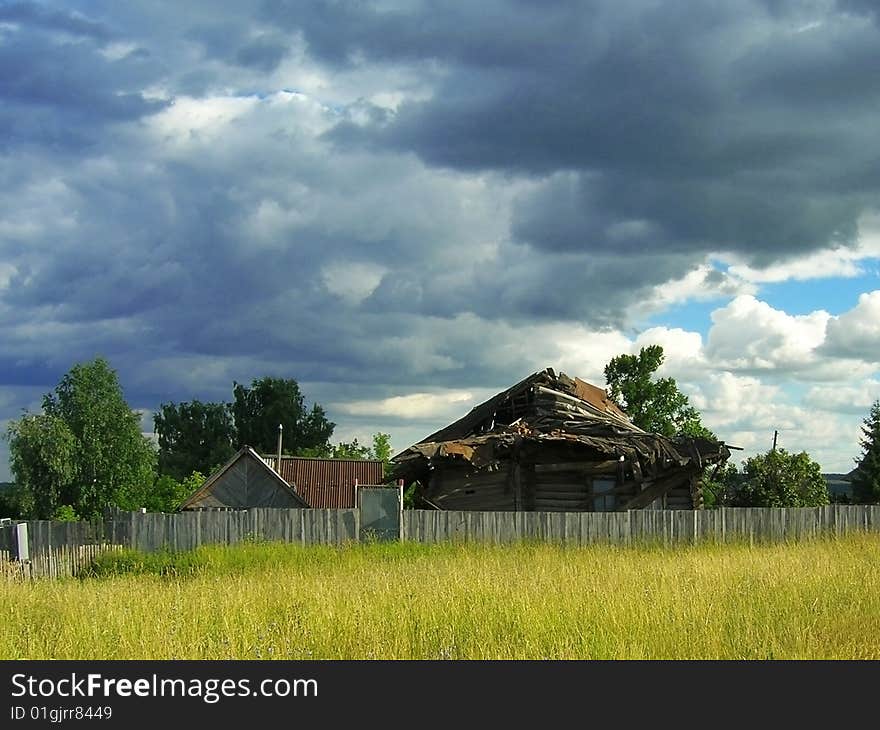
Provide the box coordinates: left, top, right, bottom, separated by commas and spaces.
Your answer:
592, 478, 616, 512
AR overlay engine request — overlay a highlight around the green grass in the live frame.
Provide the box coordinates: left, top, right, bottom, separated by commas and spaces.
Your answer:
2, 535, 879, 659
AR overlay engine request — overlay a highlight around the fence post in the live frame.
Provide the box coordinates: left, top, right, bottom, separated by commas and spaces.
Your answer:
354, 482, 360, 542
398, 479, 405, 542
14, 522, 29, 562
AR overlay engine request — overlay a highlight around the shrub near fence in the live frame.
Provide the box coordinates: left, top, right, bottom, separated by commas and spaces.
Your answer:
2, 504, 880, 579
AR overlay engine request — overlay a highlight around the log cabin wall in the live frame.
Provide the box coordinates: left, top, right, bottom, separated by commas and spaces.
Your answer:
425, 460, 702, 512
532, 463, 593, 512
425, 463, 516, 511
424, 456, 698, 512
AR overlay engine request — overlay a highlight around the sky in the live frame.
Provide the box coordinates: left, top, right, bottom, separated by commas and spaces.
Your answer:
2, 0, 879, 481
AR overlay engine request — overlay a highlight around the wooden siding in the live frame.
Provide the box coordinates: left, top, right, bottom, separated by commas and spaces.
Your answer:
183, 448, 306, 510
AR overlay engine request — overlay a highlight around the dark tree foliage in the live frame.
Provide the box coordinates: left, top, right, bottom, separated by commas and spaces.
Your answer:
231, 377, 335, 456
154, 400, 235, 481
0, 482, 23, 519
851, 400, 880, 504
604, 345, 712, 438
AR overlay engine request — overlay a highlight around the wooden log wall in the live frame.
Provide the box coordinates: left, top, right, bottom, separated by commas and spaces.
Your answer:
426, 464, 516, 511
425, 458, 682, 512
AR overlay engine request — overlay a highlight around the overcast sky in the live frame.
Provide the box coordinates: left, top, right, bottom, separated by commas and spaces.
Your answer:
2, 0, 879, 479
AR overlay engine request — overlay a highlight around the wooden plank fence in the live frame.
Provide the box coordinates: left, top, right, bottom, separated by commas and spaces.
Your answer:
404, 505, 880, 545
0, 508, 360, 579
2, 504, 879, 579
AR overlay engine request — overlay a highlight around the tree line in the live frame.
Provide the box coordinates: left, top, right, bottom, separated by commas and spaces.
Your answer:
3, 348, 880, 521
2, 358, 391, 520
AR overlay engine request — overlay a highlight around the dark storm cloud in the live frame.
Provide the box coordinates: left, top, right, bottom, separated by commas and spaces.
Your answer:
0, 1, 112, 41
836, 0, 879, 19
306, 0, 880, 268
3, 0, 880, 483
236, 36, 290, 71
261, 0, 573, 69
187, 22, 291, 72
0, 15, 166, 151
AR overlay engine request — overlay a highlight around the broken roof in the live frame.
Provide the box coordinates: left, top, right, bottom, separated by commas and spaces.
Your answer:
392, 367, 729, 484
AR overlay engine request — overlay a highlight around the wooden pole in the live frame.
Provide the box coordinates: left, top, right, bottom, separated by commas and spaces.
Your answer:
276, 423, 283, 474
398, 479, 405, 542
771, 430, 779, 497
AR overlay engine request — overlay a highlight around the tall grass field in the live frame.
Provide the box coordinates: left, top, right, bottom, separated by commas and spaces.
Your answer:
2, 535, 879, 659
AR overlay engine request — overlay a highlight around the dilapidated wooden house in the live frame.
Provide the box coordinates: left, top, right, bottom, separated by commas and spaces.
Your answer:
391, 368, 729, 512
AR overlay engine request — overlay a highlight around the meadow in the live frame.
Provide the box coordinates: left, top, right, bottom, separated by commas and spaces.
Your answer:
2, 534, 879, 660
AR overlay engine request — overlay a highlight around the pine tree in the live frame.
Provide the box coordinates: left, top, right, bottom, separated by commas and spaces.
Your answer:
851, 400, 880, 504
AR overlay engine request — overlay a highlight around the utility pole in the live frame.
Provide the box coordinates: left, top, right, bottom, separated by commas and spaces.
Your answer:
770, 430, 779, 497
276, 423, 283, 475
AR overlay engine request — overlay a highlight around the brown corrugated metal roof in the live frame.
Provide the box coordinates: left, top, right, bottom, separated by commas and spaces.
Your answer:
260, 455, 385, 509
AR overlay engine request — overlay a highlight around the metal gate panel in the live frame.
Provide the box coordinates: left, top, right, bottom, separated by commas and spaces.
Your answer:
358, 488, 401, 541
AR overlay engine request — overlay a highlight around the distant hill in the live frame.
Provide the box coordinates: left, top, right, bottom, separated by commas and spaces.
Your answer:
823, 472, 853, 500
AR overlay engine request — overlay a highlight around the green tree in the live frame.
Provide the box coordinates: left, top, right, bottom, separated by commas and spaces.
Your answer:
331, 438, 372, 460
371, 432, 394, 479
851, 399, 880, 504
329, 432, 393, 478
231, 377, 335, 456
603, 345, 711, 437
5, 414, 78, 519
142, 471, 205, 513
701, 462, 741, 508
53, 504, 79, 521
154, 400, 235, 481
40, 357, 156, 518
737, 448, 828, 507
370, 432, 392, 464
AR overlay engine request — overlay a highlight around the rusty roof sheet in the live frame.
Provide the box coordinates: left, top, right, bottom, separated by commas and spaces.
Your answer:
260, 455, 385, 509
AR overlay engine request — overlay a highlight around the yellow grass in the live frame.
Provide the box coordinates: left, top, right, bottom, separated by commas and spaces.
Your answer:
2, 535, 879, 659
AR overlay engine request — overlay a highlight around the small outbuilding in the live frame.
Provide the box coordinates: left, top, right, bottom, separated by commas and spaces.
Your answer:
391, 368, 730, 512
180, 446, 309, 510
